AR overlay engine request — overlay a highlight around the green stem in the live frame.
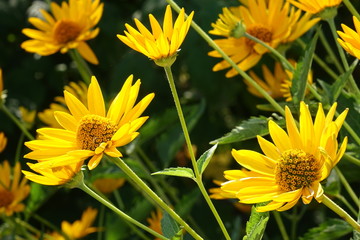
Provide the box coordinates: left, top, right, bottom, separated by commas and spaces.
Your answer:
163, 66, 231, 240
69, 49, 93, 85
272, 212, 290, 240
108, 156, 203, 240
327, 18, 360, 98
335, 194, 357, 216
97, 205, 105, 240
296, 38, 338, 81
1, 105, 34, 140
15, 133, 25, 162
14, 218, 54, 240
335, 167, 359, 207
343, 153, 360, 167
318, 29, 344, 73
78, 178, 168, 240
321, 194, 360, 232
165, 0, 285, 117
343, 0, 360, 20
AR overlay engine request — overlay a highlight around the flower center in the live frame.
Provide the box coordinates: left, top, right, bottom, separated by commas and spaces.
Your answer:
54, 20, 82, 44
76, 115, 118, 151
275, 149, 321, 192
0, 190, 14, 208
245, 25, 272, 47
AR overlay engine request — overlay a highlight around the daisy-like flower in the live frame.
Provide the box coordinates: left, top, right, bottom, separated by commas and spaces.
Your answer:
246, 60, 313, 101
209, 7, 244, 38
0, 132, 7, 153
147, 209, 164, 240
208, 0, 319, 78
337, 16, 360, 60
24, 75, 154, 173
38, 81, 88, 128
21, 0, 103, 64
45, 207, 98, 240
287, 0, 342, 15
0, 160, 31, 216
221, 102, 348, 212
117, 5, 194, 67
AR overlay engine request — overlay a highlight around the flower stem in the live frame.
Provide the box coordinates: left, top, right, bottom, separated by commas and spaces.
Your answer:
343, 153, 360, 167
1, 105, 34, 140
322, 194, 360, 232
77, 178, 168, 240
327, 18, 360, 98
335, 167, 359, 207
272, 211, 290, 240
108, 156, 203, 240
318, 28, 344, 73
343, 0, 360, 20
69, 49, 93, 85
163, 66, 231, 240
165, 0, 285, 117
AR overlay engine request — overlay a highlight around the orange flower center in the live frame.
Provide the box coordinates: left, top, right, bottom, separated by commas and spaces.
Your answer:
77, 115, 118, 151
0, 190, 14, 208
54, 20, 82, 44
245, 25, 272, 47
275, 149, 320, 191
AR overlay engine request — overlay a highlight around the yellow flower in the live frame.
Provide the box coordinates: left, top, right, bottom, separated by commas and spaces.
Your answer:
93, 177, 125, 194
117, 5, 194, 66
246, 60, 313, 101
19, 106, 37, 129
0, 132, 7, 153
147, 209, 163, 240
287, 0, 342, 14
46, 207, 98, 240
21, 0, 103, 64
38, 81, 88, 128
337, 16, 360, 60
0, 160, 31, 216
209, 8, 243, 38
221, 102, 348, 212
208, 0, 319, 78
24, 75, 154, 173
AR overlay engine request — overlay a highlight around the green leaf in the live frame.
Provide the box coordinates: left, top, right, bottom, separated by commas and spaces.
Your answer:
197, 144, 218, 175
152, 167, 195, 180
299, 218, 353, 240
243, 204, 269, 240
161, 212, 180, 238
291, 30, 318, 105
211, 116, 285, 144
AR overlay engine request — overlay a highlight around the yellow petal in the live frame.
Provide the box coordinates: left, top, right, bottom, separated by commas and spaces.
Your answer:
87, 76, 105, 116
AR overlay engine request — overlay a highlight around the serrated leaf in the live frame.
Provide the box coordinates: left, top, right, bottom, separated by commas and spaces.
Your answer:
291, 30, 318, 105
197, 144, 218, 175
243, 204, 269, 240
299, 218, 352, 240
211, 116, 285, 144
161, 212, 180, 238
152, 167, 195, 180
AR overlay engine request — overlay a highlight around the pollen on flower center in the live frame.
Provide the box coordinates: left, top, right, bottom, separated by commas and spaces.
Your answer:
245, 25, 272, 47
275, 149, 321, 191
54, 20, 82, 44
77, 114, 118, 151
0, 190, 14, 207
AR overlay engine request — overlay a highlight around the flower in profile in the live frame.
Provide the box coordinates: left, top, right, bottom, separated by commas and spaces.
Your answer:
287, 0, 342, 15
117, 5, 194, 67
21, 0, 103, 64
208, 0, 319, 78
24, 75, 154, 172
93, 177, 125, 194
38, 81, 88, 128
220, 102, 348, 211
0, 132, 7, 153
246, 60, 313, 101
147, 209, 163, 240
0, 160, 31, 216
45, 207, 98, 240
337, 16, 360, 60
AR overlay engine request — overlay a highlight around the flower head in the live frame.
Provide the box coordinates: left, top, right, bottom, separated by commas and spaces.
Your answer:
287, 0, 342, 15
21, 0, 103, 64
45, 207, 98, 240
220, 102, 348, 212
24, 75, 154, 176
337, 16, 360, 60
117, 5, 194, 66
0, 161, 31, 216
208, 0, 319, 77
